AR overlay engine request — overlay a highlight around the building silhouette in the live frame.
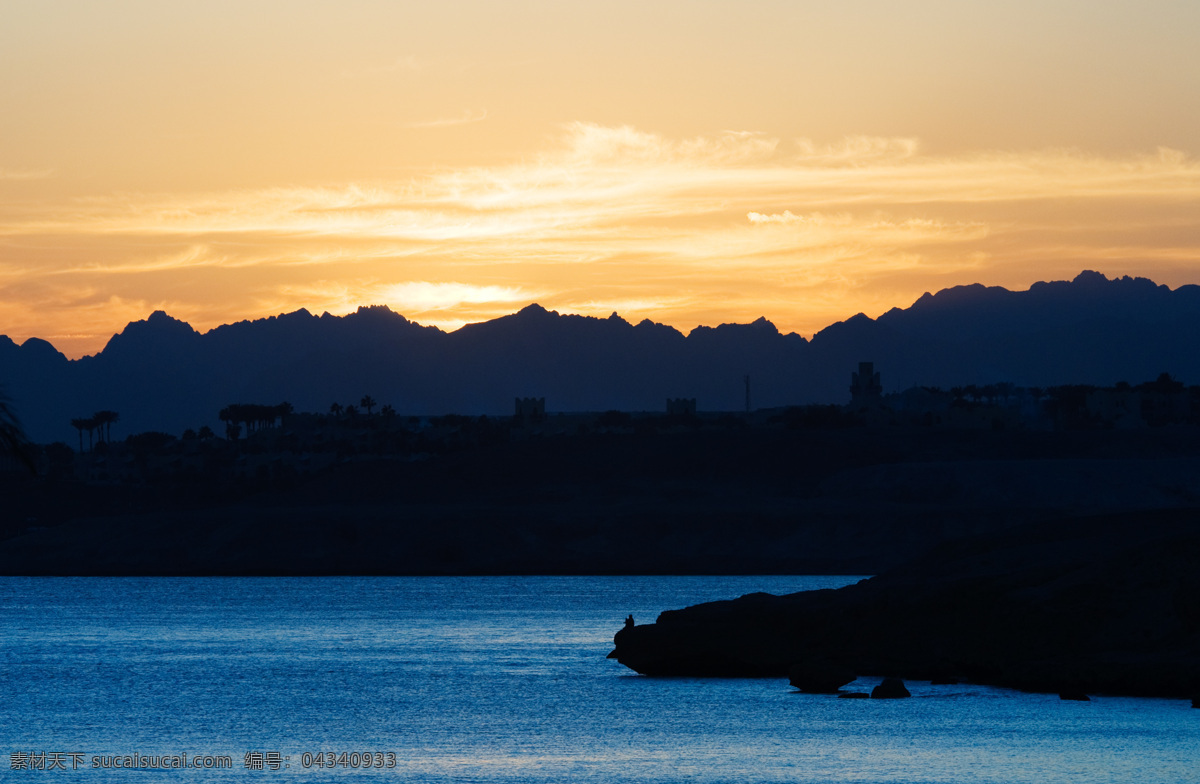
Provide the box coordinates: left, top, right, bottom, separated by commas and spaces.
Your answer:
666, 398, 697, 416
514, 397, 545, 424
850, 362, 883, 404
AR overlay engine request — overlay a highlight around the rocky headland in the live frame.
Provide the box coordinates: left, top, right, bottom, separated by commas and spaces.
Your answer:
610, 509, 1200, 700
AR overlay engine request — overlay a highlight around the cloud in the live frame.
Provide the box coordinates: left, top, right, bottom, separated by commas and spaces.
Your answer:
792, 136, 919, 163
565, 296, 688, 321
557, 123, 779, 166
748, 211, 803, 224
405, 109, 489, 129
378, 280, 532, 310
0, 168, 54, 181
341, 55, 423, 78
48, 245, 241, 275
3, 124, 1200, 356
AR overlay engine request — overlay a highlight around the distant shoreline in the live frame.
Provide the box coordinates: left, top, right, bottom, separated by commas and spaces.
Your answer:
4, 424, 1200, 577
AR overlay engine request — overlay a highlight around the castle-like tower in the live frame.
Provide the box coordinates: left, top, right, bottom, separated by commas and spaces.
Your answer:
850, 362, 882, 403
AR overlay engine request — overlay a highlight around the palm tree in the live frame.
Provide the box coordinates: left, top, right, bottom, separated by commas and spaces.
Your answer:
330, 402, 343, 418
92, 410, 119, 443
71, 417, 88, 453
84, 416, 98, 451
218, 406, 241, 440
360, 395, 376, 417
1, 388, 36, 473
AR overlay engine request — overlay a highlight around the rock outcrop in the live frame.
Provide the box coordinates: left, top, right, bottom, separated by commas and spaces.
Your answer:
788, 661, 857, 694
610, 509, 1200, 699
871, 678, 911, 699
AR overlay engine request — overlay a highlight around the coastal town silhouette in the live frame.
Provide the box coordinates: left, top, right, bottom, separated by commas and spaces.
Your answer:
2, 271, 1199, 704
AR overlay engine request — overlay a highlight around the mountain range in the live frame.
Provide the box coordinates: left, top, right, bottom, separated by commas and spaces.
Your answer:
4, 270, 1200, 444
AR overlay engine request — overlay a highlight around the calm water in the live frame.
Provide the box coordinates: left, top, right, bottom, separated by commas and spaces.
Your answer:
1, 576, 1196, 783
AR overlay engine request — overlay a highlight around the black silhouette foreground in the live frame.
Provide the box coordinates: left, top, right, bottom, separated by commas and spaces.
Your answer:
0, 387, 35, 473
610, 509, 1200, 701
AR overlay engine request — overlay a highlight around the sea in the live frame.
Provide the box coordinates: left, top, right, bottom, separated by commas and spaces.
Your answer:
1, 576, 1196, 783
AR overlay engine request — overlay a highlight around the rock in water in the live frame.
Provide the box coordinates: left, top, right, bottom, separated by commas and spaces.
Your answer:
606, 513, 1200, 700
871, 678, 911, 699
789, 661, 857, 694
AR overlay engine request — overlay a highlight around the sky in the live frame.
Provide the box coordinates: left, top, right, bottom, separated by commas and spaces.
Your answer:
2, 0, 1200, 359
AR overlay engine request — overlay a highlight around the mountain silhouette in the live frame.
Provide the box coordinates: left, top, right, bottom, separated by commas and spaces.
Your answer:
4, 270, 1200, 443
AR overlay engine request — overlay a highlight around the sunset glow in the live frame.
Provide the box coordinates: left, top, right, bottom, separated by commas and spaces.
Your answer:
3, 1, 1199, 357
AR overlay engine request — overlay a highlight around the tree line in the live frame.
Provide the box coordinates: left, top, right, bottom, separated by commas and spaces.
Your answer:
69, 410, 120, 453
217, 403, 294, 441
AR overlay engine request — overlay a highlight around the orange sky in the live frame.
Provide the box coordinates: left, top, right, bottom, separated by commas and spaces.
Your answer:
3, 1, 1200, 358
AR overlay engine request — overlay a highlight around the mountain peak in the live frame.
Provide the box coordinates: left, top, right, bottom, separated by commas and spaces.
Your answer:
911, 283, 1007, 311
126, 310, 198, 335
99, 310, 199, 358
276, 307, 314, 323
1072, 270, 1110, 287
349, 304, 404, 320
749, 316, 777, 331
18, 337, 67, 363
516, 303, 556, 318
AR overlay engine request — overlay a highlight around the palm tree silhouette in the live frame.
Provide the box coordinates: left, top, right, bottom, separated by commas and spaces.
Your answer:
2, 387, 36, 473
84, 416, 98, 451
360, 395, 376, 417
218, 406, 240, 440
92, 410, 119, 443
71, 417, 88, 453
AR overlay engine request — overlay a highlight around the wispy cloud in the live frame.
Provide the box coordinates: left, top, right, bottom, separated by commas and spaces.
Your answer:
341, 54, 423, 78
405, 109, 489, 129
2, 123, 1200, 356
748, 211, 803, 224
0, 168, 54, 181
48, 245, 242, 275
379, 280, 532, 310
793, 136, 919, 163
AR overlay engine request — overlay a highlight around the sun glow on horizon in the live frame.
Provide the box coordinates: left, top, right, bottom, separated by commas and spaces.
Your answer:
2, 3, 1200, 359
